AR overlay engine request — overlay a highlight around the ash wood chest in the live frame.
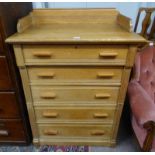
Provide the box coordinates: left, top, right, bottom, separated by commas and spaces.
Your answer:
6, 9, 146, 146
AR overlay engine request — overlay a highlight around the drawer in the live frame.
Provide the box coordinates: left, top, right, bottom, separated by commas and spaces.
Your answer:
38, 124, 112, 139
35, 106, 116, 123
0, 34, 4, 55
23, 45, 128, 65
0, 120, 26, 142
0, 56, 13, 90
0, 27, 5, 55
28, 66, 123, 85
0, 92, 20, 118
31, 86, 119, 104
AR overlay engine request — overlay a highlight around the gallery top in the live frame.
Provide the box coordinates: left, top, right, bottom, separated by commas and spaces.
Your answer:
6, 8, 146, 44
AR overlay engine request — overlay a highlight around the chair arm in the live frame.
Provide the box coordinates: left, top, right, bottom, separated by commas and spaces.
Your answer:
128, 80, 155, 125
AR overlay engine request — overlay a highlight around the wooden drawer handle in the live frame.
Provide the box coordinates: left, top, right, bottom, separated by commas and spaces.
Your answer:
42, 112, 58, 118
0, 130, 9, 136
95, 93, 111, 99
93, 113, 108, 118
37, 72, 55, 78
43, 130, 58, 135
40, 92, 56, 99
97, 72, 114, 78
33, 52, 52, 57
91, 130, 105, 136
99, 52, 118, 58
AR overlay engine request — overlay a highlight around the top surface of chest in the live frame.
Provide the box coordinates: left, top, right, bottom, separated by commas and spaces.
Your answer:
6, 8, 146, 44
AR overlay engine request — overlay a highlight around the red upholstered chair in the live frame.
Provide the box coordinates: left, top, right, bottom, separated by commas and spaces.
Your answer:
128, 45, 155, 151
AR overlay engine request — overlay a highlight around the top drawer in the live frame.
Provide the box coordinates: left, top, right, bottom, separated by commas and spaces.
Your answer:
22, 45, 128, 65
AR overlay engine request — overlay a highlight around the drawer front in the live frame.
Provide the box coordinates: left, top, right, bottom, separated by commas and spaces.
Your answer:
0, 92, 20, 118
35, 106, 115, 122
0, 34, 4, 55
28, 66, 123, 84
0, 27, 5, 55
0, 56, 13, 90
0, 120, 26, 142
38, 124, 112, 139
23, 45, 128, 65
31, 86, 119, 104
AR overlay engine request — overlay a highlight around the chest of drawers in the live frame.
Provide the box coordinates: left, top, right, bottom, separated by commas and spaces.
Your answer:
6, 9, 146, 146
0, 3, 32, 144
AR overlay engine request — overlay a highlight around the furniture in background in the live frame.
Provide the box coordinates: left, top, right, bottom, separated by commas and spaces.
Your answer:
0, 3, 32, 144
134, 7, 155, 41
128, 45, 155, 151
6, 9, 146, 146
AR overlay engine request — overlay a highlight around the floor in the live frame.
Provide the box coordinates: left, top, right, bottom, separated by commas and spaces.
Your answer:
0, 102, 141, 152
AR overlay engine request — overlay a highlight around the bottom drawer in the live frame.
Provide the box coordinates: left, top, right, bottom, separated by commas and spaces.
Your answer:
0, 120, 26, 142
38, 124, 112, 140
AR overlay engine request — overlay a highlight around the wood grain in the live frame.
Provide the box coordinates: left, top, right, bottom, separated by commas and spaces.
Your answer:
23, 45, 128, 65
34, 106, 116, 123
8, 9, 146, 146
38, 123, 112, 138
31, 86, 119, 104
28, 66, 123, 84
5, 9, 146, 44
117, 13, 133, 32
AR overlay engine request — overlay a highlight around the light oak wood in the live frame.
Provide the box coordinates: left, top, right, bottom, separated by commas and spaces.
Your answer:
42, 112, 58, 118
32, 51, 52, 57
38, 123, 112, 138
31, 86, 119, 104
99, 52, 118, 57
32, 8, 119, 25
17, 13, 33, 33
38, 138, 113, 146
34, 106, 116, 123
43, 129, 58, 136
95, 93, 111, 99
22, 45, 128, 65
6, 9, 146, 146
13, 45, 25, 67
28, 66, 123, 84
5, 9, 146, 44
117, 13, 133, 32
40, 92, 56, 99
112, 69, 131, 142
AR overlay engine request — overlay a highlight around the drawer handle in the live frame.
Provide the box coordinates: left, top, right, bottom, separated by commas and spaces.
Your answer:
99, 52, 118, 58
40, 92, 56, 99
95, 93, 111, 99
91, 130, 105, 136
0, 130, 9, 136
33, 52, 52, 57
97, 72, 114, 78
42, 112, 58, 118
37, 72, 55, 78
43, 130, 58, 135
93, 113, 108, 118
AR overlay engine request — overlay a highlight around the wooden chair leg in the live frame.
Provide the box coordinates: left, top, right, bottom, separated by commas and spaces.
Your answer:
142, 121, 155, 152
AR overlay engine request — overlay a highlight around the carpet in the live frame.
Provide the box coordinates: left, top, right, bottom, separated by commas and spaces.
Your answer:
39, 145, 89, 152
